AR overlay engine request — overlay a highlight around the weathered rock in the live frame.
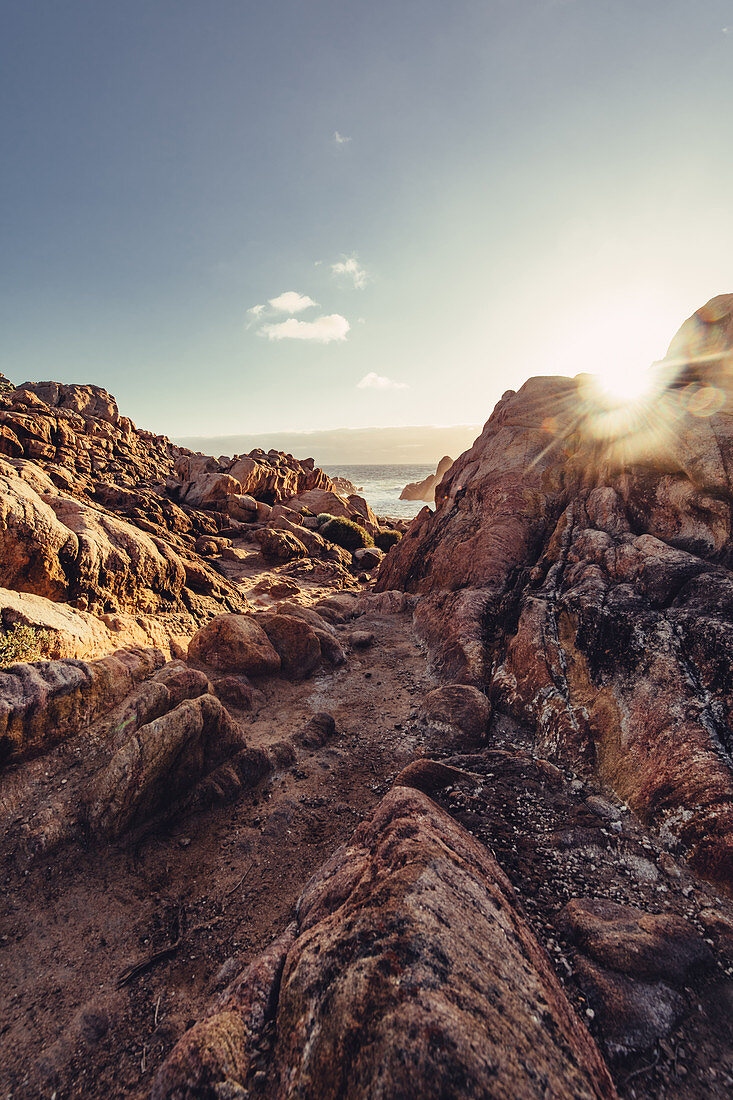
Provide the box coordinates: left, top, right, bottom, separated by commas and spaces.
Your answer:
212, 676, 255, 709
0, 586, 114, 660
269, 515, 327, 558
154, 787, 616, 1099
255, 527, 308, 563
357, 589, 418, 615
376, 295, 733, 885
315, 593, 361, 623
0, 647, 163, 766
287, 488, 353, 520
348, 629, 374, 649
257, 614, 321, 680
313, 628, 346, 666
352, 546, 384, 570
420, 683, 490, 742
558, 898, 712, 984
274, 601, 335, 635
294, 712, 337, 748
573, 956, 686, 1059
187, 615, 281, 676
345, 493, 380, 535
151, 925, 298, 1100
83, 693, 245, 837
392, 758, 481, 794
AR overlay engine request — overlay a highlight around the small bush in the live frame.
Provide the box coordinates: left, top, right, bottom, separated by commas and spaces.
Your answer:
320, 516, 374, 552
316, 512, 334, 525
0, 625, 53, 668
375, 528, 402, 552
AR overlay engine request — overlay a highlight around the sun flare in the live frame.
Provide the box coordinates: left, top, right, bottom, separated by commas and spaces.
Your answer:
587, 363, 660, 406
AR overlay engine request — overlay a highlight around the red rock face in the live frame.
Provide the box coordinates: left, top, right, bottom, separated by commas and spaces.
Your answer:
377, 295, 733, 885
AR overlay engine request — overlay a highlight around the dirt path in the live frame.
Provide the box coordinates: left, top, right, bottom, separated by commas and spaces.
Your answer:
0, 605, 429, 1099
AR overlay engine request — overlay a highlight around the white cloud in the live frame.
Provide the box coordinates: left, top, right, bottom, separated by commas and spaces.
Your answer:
331, 255, 368, 289
262, 314, 350, 343
357, 372, 408, 391
245, 303, 266, 329
333, 130, 351, 145
268, 291, 318, 314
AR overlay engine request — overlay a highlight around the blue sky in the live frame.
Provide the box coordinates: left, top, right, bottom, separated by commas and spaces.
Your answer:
2, 1, 732, 441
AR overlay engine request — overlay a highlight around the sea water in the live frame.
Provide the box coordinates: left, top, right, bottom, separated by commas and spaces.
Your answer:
324, 464, 435, 521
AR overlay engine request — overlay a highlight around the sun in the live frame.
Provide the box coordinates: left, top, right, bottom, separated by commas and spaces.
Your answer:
587, 362, 661, 406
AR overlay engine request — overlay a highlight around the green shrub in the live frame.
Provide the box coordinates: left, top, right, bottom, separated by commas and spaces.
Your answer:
0, 625, 53, 668
320, 516, 374, 552
316, 512, 334, 525
375, 528, 402, 552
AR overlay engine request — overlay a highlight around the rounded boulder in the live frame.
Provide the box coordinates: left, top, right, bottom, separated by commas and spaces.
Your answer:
187, 614, 281, 676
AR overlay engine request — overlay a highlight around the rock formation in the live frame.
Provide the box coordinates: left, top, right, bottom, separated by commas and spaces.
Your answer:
399, 453, 453, 502
5, 301, 733, 1099
379, 294, 733, 884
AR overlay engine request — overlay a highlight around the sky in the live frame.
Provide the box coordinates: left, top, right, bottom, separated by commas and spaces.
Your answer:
2, 0, 733, 448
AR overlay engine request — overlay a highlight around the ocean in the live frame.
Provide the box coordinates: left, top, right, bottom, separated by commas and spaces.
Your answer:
324, 464, 435, 520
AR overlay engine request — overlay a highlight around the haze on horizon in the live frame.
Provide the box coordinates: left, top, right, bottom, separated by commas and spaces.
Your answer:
2, 1, 732, 456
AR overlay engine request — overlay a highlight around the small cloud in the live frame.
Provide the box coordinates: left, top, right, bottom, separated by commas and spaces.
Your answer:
245, 303, 267, 329
331, 254, 368, 289
357, 372, 408, 391
268, 291, 318, 314
262, 314, 350, 344
724, 25, 731, 33
333, 130, 351, 145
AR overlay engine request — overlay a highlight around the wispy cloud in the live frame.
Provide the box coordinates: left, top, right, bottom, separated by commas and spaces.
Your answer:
331, 255, 368, 289
268, 291, 318, 314
262, 314, 350, 343
357, 372, 408, 391
333, 130, 351, 146
247, 303, 266, 318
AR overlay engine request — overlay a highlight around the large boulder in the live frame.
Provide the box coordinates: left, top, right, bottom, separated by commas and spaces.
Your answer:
419, 683, 490, 742
257, 614, 321, 680
254, 527, 308, 563
187, 614, 281, 676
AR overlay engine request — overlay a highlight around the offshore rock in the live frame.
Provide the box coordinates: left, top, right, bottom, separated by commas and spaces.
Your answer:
400, 453, 454, 502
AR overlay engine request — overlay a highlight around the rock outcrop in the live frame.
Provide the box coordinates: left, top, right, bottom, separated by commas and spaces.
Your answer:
399, 454, 453, 502
378, 294, 733, 884
0, 375, 383, 662
153, 786, 617, 1100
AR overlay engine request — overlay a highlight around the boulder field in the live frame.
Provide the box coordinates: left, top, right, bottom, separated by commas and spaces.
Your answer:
4, 300, 733, 1099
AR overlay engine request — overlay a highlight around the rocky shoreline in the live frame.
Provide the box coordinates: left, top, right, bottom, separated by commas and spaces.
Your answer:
3, 296, 733, 1098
